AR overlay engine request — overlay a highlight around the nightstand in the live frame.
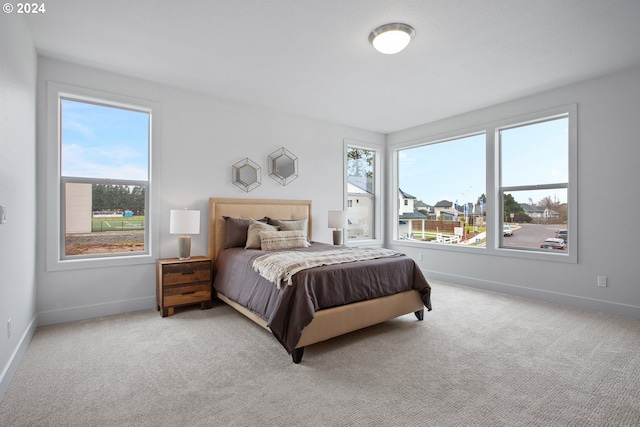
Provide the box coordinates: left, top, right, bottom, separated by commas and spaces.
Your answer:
156, 256, 212, 317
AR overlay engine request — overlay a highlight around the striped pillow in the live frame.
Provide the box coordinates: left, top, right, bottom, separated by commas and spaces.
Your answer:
267, 218, 309, 241
259, 230, 310, 251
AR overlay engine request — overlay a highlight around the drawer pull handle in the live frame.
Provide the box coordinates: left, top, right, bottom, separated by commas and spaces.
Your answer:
181, 271, 196, 275
182, 291, 196, 295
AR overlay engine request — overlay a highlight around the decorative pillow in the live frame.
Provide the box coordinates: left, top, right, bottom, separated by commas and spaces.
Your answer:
222, 216, 250, 248
245, 220, 279, 249
259, 230, 310, 251
223, 216, 268, 248
267, 218, 309, 241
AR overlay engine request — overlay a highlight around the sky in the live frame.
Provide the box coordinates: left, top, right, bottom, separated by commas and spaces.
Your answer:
61, 99, 149, 181
398, 118, 568, 207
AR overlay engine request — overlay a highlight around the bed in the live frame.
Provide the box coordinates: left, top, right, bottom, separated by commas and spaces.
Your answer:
209, 197, 431, 363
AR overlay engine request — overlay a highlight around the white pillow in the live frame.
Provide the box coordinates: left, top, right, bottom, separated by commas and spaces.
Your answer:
268, 218, 309, 241
259, 230, 310, 251
245, 220, 279, 249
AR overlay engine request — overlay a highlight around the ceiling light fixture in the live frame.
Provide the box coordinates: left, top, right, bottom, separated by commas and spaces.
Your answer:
368, 23, 415, 54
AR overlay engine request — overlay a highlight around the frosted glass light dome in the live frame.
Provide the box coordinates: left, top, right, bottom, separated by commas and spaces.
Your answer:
369, 23, 415, 54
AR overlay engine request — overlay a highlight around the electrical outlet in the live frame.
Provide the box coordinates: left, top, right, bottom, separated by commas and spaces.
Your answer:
7, 319, 11, 339
597, 276, 607, 287
418, 253, 423, 261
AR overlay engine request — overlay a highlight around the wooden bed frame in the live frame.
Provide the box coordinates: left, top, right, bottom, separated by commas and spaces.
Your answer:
208, 197, 425, 363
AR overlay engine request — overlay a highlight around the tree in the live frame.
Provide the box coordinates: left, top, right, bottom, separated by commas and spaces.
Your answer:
539, 195, 567, 223
347, 148, 374, 178
92, 184, 106, 211
503, 193, 525, 222
130, 186, 145, 215
91, 184, 146, 215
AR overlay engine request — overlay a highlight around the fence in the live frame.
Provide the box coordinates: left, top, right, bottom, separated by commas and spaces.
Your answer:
411, 220, 464, 234
92, 219, 145, 232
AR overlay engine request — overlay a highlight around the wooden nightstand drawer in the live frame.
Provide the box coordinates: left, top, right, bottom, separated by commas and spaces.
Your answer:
164, 283, 211, 306
162, 261, 211, 285
156, 256, 212, 317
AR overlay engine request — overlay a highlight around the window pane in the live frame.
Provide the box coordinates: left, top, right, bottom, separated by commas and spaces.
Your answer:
347, 147, 375, 240
500, 115, 569, 253
398, 134, 486, 246
61, 97, 150, 259
501, 117, 568, 187
502, 188, 568, 250
64, 183, 146, 256
61, 99, 149, 180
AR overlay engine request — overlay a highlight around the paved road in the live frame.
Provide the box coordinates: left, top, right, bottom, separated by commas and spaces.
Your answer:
504, 223, 566, 250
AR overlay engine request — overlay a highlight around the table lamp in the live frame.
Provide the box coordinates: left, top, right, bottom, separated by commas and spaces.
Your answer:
328, 210, 347, 245
169, 209, 200, 259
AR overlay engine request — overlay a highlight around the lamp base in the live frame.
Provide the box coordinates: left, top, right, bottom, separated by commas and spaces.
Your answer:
332, 229, 343, 246
177, 236, 192, 260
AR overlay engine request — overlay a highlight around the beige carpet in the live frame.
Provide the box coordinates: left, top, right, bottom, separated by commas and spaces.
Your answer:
1, 281, 639, 426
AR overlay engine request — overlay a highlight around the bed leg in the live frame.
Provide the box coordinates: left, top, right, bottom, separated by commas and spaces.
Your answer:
291, 347, 304, 364
415, 309, 424, 321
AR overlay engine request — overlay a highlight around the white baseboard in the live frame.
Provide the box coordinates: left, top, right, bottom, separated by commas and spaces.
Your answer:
424, 270, 640, 320
0, 314, 37, 404
38, 296, 156, 326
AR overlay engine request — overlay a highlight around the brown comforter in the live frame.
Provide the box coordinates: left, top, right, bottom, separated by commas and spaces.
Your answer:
213, 242, 431, 352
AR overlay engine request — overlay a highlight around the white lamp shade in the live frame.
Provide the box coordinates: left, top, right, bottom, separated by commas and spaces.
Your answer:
169, 209, 200, 235
328, 210, 347, 229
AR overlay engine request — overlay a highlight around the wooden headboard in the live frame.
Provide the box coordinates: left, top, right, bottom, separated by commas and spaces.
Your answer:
208, 198, 313, 262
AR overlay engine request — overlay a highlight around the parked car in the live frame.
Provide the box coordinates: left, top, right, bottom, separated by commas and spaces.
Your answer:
555, 229, 568, 242
540, 238, 566, 250
503, 224, 513, 236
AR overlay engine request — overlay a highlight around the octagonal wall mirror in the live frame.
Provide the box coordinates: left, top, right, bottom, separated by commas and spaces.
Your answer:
232, 157, 261, 192
268, 147, 298, 186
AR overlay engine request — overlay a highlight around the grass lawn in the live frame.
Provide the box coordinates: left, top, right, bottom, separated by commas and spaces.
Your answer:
92, 216, 145, 232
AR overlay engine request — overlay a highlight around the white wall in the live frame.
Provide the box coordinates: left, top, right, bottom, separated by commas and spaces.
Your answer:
0, 15, 37, 400
35, 57, 384, 325
387, 66, 640, 319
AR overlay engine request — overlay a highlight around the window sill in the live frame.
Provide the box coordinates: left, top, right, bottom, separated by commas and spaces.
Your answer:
346, 238, 384, 248
391, 238, 576, 264
46, 252, 155, 272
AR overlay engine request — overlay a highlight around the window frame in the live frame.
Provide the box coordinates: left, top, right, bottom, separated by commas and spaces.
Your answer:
391, 104, 577, 263
46, 82, 160, 271
497, 112, 571, 253
390, 128, 487, 248
344, 139, 383, 246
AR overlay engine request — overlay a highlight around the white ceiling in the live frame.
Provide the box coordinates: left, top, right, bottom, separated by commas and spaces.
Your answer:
24, 0, 640, 133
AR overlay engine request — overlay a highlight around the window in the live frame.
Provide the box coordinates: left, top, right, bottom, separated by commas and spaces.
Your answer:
46, 82, 158, 270
346, 142, 381, 242
61, 98, 150, 258
392, 104, 576, 261
397, 133, 486, 246
499, 114, 570, 252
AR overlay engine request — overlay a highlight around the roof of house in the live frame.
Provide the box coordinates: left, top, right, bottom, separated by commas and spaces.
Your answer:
434, 200, 453, 208
399, 188, 416, 199
347, 176, 373, 194
520, 203, 544, 213
399, 211, 427, 220
520, 203, 560, 217
414, 200, 430, 208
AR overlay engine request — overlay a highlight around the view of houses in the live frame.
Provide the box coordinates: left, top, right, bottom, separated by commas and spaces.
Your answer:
396, 189, 564, 244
